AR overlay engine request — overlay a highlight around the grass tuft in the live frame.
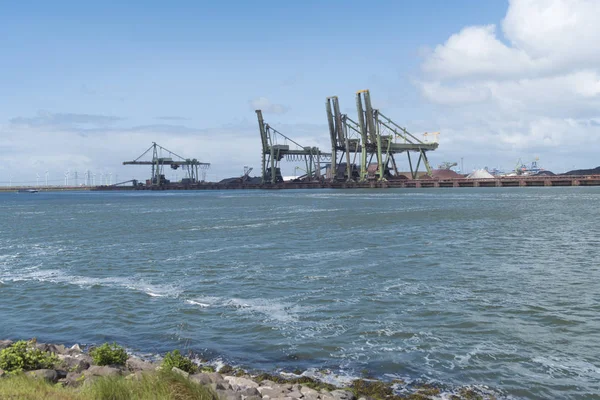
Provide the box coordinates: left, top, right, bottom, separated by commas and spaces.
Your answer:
0, 370, 217, 400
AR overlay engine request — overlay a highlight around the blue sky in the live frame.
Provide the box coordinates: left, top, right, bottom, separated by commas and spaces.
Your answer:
2, 0, 599, 183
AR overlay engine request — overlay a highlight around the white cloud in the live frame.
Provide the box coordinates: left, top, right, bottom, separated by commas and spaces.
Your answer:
248, 97, 289, 115
417, 0, 600, 171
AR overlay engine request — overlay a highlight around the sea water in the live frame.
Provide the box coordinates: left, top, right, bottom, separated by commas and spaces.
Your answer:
1, 188, 599, 399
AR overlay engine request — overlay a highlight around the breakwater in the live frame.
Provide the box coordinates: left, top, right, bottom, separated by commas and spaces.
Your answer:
0, 339, 490, 400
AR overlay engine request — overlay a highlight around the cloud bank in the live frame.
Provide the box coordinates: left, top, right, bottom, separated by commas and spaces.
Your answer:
417, 0, 600, 171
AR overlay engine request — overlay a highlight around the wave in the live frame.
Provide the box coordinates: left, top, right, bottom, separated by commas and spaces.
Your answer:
0, 267, 181, 298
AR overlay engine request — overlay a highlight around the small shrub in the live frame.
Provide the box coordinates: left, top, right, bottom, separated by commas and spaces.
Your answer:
161, 350, 198, 374
89, 343, 127, 366
0, 340, 58, 373
218, 364, 234, 375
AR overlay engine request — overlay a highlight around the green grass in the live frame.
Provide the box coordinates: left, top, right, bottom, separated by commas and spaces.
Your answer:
0, 370, 217, 400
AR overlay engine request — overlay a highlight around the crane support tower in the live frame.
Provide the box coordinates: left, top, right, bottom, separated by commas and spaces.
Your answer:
123, 142, 210, 186
355, 90, 438, 181
326, 96, 363, 181
256, 110, 330, 184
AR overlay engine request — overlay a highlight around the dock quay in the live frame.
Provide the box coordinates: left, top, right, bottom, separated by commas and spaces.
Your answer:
93, 174, 600, 191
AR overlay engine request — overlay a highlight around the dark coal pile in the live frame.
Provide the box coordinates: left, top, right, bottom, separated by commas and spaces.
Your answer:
563, 166, 600, 175
534, 171, 555, 176
431, 169, 463, 179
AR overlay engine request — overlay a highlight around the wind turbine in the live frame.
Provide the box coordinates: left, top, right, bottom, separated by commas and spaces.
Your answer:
109, 172, 112, 185
65, 169, 70, 186
45, 170, 48, 186
36, 173, 40, 187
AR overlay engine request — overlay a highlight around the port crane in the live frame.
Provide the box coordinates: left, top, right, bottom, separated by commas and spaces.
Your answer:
123, 142, 210, 186
256, 110, 330, 184
355, 90, 438, 181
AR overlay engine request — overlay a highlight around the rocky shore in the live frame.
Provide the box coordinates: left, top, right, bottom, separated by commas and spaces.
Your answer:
0, 339, 492, 400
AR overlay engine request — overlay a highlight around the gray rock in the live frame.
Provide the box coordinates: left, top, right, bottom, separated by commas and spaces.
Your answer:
65, 371, 85, 387
208, 372, 225, 383
69, 344, 83, 353
217, 389, 242, 400
58, 354, 90, 373
245, 396, 262, 400
87, 365, 122, 377
224, 376, 259, 389
171, 367, 189, 378
241, 387, 261, 397
27, 369, 58, 383
288, 390, 303, 399
300, 386, 319, 398
190, 372, 213, 385
126, 356, 156, 372
258, 386, 291, 399
35, 343, 67, 355
0, 340, 13, 350
330, 390, 355, 400
211, 381, 232, 391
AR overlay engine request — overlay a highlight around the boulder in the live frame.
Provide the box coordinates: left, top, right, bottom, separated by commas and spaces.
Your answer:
211, 381, 232, 391
288, 390, 303, 399
300, 386, 319, 398
207, 372, 225, 383
171, 367, 189, 379
87, 365, 122, 377
68, 344, 83, 354
190, 373, 212, 385
258, 384, 291, 399
36, 343, 67, 355
64, 371, 85, 387
0, 340, 13, 350
224, 376, 259, 389
330, 390, 356, 400
27, 369, 59, 383
126, 356, 156, 372
241, 387, 261, 397
57, 354, 90, 373
216, 389, 242, 400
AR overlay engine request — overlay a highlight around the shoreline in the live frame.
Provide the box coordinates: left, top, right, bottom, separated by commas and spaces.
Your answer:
0, 339, 499, 400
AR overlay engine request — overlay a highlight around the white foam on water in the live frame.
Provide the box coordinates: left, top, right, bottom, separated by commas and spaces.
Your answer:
186, 300, 211, 308
227, 298, 300, 323
0, 267, 181, 298
531, 356, 600, 378
283, 248, 366, 261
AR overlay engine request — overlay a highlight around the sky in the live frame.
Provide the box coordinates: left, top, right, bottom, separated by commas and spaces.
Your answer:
1, 0, 599, 184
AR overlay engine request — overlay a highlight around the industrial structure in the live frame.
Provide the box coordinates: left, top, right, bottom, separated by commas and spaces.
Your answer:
123, 142, 210, 186
256, 110, 330, 184
326, 90, 438, 182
